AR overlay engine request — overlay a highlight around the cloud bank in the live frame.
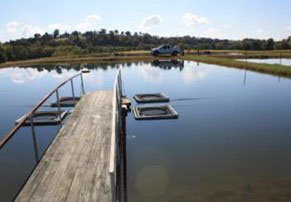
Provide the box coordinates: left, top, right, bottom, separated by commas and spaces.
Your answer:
182, 13, 209, 28
1, 15, 101, 42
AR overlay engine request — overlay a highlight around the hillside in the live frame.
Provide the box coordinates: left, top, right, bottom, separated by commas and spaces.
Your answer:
0, 29, 291, 63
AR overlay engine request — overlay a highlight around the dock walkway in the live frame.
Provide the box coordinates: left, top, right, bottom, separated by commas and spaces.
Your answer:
16, 90, 114, 202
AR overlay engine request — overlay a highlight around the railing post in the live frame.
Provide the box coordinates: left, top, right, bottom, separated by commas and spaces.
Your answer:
30, 113, 39, 163
0, 72, 84, 150
55, 89, 62, 127
80, 73, 85, 96
70, 79, 76, 105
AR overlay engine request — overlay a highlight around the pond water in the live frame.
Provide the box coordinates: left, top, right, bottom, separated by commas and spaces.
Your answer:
238, 58, 291, 66
1, 61, 291, 202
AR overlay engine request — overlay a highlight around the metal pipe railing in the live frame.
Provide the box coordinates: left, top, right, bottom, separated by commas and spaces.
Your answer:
0, 71, 88, 149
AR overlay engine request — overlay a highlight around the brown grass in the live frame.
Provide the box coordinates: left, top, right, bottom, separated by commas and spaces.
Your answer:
1, 50, 291, 79
184, 55, 291, 78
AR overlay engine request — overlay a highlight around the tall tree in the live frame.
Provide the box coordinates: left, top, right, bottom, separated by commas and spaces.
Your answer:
53, 29, 60, 39
125, 31, 131, 36
266, 38, 274, 50
0, 45, 7, 63
99, 29, 106, 35
34, 33, 41, 39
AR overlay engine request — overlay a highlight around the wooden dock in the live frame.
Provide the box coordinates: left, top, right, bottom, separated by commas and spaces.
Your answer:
15, 90, 115, 202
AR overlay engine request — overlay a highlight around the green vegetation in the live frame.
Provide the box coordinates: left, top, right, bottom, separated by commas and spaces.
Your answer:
0, 54, 155, 68
185, 55, 291, 78
1, 50, 290, 79
0, 29, 291, 63
185, 49, 291, 59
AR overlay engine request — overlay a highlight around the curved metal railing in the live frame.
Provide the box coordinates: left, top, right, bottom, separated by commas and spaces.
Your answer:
0, 70, 89, 149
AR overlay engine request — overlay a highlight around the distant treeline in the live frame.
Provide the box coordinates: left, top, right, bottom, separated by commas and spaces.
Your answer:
0, 29, 291, 63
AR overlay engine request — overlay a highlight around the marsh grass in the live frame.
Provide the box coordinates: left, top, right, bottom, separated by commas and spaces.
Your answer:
185, 55, 291, 78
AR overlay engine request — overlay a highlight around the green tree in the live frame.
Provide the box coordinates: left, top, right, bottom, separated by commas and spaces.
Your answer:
250, 40, 262, 50
0, 45, 7, 63
242, 39, 251, 50
53, 29, 60, 38
99, 29, 106, 35
281, 40, 290, 49
72, 31, 79, 36
109, 31, 115, 37
42, 32, 53, 40
34, 33, 41, 39
266, 38, 274, 50
4, 45, 15, 60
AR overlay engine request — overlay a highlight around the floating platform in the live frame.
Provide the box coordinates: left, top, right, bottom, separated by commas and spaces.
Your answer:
133, 93, 169, 103
50, 96, 81, 107
15, 110, 68, 126
133, 105, 178, 120
15, 91, 114, 201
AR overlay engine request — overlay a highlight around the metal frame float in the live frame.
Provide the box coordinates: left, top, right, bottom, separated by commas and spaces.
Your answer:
133, 93, 170, 103
133, 105, 178, 120
51, 96, 81, 107
15, 110, 68, 126
0, 71, 88, 149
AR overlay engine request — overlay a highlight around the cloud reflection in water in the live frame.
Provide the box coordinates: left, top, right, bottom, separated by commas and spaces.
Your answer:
140, 66, 163, 83
181, 65, 207, 84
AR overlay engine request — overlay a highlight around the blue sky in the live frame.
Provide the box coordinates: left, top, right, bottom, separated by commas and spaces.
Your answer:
0, 0, 290, 42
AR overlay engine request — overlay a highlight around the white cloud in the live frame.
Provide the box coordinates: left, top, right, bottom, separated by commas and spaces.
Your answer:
11, 72, 26, 84
0, 68, 9, 74
204, 28, 221, 38
1, 14, 102, 41
182, 13, 209, 28
21, 25, 44, 38
75, 15, 101, 32
140, 66, 163, 83
48, 23, 72, 32
83, 70, 104, 86
256, 29, 263, 34
6, 21, 20, 33
9, 68, 48, 84
2, 22, 44, 41
181, 66, 207, 84
6, 21, 19, 33
140, 14, 163, 29
286, 26, 291, 31
86, 15, 101, 24
25, 68, 47, 80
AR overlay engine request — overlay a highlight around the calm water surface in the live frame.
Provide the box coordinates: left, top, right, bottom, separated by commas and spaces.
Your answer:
1, 61, 291, 202
239, 58, 291, 66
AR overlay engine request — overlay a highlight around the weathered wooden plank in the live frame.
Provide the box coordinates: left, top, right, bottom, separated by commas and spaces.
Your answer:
67, 92, 112, 202
78, 100, 112, 202
15, 90, 113, 202
46, 93, 103, 202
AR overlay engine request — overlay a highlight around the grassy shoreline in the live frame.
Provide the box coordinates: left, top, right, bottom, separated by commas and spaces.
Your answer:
1, 50, 291, 78
184, 55, 291, 78
0, 55, 156, 68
